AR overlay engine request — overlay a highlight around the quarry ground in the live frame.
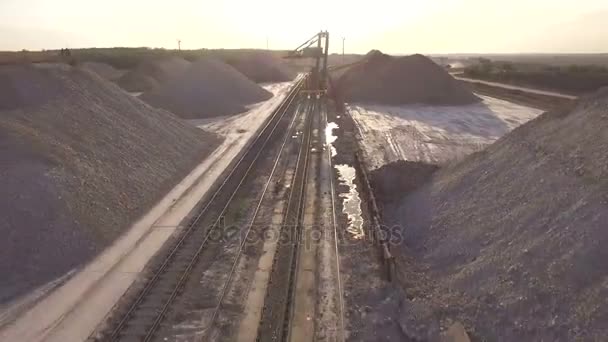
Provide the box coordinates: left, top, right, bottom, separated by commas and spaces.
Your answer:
0, 82, 293, 342
0, 87, 545, 342
326, 93, 548, 341
349, 95, 543, 168
2, 48, 598, 342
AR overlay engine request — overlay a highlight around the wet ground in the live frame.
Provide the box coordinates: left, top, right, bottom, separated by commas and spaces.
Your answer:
326, 100, 409, 341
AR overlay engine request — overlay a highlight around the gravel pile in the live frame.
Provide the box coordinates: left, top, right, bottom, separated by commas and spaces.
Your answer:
227, 51, 295, 83
372, 88, 608, 340
116, 56, 192, 92
0, 63, 221, 304
80, 61, 126, 81
141, 57, 272, 119
337, 51, 479, 105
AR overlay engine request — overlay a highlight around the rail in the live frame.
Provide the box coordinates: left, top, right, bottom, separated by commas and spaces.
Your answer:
105, 76, 305, 342
256, 95, 315, 342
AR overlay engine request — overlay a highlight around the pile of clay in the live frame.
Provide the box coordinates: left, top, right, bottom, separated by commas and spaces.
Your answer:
0, 63, 221, 304
337, 50, 479, 105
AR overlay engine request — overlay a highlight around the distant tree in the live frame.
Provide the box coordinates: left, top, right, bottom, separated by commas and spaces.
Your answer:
501, 62, 514, 73
478, 59, 493, 75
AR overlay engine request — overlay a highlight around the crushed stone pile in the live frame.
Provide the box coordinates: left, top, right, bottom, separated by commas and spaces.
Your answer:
117, 56, 192, 92
337, 51, 480, 105
371, 88, 608, 341
226, 51, 296, 83
80, 61, 126, 81
0, 63, 221, 304
141, 57, 272, 119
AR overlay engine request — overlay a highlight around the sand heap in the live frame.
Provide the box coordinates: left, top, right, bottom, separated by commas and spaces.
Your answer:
371, 88, 608, 340
337, 51, 479, 105
80, 61, 126, 81
117, 56, 192, 92
0, 64, 220, 304
227, 51, 295, 83
141, 58, 272, 119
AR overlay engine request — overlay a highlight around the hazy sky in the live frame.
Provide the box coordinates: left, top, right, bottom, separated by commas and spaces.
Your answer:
1, 0, 607, 53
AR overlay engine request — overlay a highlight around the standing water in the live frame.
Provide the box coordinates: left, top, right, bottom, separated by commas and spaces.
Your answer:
325, 122, 338, 157
335, 164, 365, 239
326, 121, 365, 239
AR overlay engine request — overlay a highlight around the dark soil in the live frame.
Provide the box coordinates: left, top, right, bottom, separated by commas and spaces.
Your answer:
0, 63, 221, 304
141, 57, 272, 119
370, 161, 439, 203
336, 51, 480, 106
373, 87, 608, 341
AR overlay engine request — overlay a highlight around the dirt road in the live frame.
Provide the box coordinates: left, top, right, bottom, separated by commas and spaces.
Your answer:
455, 76, 577, 100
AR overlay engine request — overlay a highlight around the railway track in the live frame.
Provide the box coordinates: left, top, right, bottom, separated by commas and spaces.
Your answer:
323, 100, 346, 342
102, 77, 305, 342
256, 95, 316, 342
197, 90, 313, 341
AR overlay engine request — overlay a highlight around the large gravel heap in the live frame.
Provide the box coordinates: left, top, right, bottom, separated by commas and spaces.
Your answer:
117, 56, 192, 92
338, 50, 479, 105
372, 88, 608, 340
141, 58, 272, 119
0, 64, 220, 304
80, 61, 125, 81
227, 51, 295, 83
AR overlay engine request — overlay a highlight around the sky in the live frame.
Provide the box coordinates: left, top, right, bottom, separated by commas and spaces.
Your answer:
1, 0, 607, 53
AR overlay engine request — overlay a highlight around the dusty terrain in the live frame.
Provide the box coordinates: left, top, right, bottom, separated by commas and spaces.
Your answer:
349, 95, 543, 167
372, 88, 608, 341
0, 63, 220, 304
141, 58, 272, 119
336, 51, 479, 105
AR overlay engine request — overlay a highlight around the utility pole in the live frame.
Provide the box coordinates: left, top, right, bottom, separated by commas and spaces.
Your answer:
266, 37, 269, 50
177, 39, 181, 51
342, 37, 345, 62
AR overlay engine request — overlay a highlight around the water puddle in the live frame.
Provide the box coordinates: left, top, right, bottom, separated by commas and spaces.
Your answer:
326, 120, 365, 239
335, 164, 365, 239
325, 122, 338, 157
